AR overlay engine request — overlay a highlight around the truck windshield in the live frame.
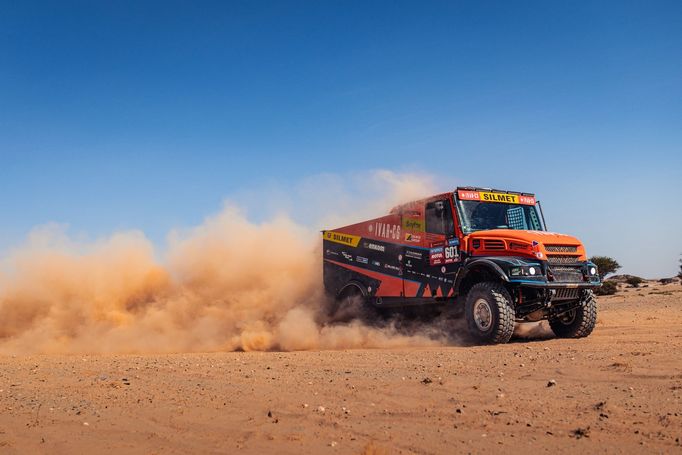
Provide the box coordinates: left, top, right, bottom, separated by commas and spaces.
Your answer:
455, 200, 544, 234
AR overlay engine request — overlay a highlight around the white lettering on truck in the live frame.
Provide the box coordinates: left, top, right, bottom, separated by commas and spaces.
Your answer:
373, 223, 401, 240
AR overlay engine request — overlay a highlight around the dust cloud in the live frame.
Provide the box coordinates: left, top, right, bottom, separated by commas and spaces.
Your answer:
513, 321, 554, 340
0, 171, 450, 354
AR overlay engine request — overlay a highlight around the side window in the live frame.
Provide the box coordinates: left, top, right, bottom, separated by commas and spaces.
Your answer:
425, 200, 454, 235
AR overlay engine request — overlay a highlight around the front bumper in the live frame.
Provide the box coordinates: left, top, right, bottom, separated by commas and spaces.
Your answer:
491, 257, 601, 288
508, 280, 600, 289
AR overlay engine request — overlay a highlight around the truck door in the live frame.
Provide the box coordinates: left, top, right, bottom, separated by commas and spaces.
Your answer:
420, 198, 460, 299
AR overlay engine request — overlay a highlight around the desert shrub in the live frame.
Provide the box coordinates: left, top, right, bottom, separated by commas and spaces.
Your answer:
589, 256, 621, 280
625, 276, 644, 288
595, 281, 618, 296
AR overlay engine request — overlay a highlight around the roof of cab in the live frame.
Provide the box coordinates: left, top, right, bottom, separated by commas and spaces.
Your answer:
389, 191, 453, 215
456, 186, 536, 197
388, 187, 537, 215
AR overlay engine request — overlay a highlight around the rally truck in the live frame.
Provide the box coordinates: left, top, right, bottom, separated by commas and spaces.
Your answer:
322, 187, 601, 343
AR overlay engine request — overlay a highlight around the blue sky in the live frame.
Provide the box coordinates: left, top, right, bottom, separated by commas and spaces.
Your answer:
1, 1, 681, 277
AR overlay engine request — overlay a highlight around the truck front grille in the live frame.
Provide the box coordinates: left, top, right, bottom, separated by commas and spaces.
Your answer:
547, 255, 581, 264
553, 288, 581, 300
545, 245, 578, 253
550, 266, 584, 283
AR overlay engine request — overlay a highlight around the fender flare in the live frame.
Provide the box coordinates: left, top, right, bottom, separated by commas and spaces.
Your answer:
454, 259, 510, 294
337, 280, 368, 299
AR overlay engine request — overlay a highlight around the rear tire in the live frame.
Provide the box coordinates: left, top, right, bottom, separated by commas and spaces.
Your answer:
464, 282, 515, 344
328, 284, 378, 323
549, 291, 597, 338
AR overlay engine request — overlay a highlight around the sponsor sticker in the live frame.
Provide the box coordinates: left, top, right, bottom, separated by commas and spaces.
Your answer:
457, 190, 480, 201
324, 231, 361, 247
430, 246, 459, 266
457, 190, 536, 206
365, 242, 386, 252
404, 233, 422, 243
402, 218, 424, 232
356, 256, 368, 264
429, 247, 444, 266
480, 192, 519, 204
373, 222, 401, 240
405, 250, 423, 260
341, 252, 353, 261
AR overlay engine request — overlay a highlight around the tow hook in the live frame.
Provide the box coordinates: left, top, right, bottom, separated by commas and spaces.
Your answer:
544, 291, 553, 308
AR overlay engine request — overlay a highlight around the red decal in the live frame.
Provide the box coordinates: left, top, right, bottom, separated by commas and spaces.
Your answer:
324, 259, 401, 297
519, 195, 536, 205
457, 190, 480, 201
403, 280, 422, 298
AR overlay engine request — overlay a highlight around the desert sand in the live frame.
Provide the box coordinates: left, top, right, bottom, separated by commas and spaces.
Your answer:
0, 281, 681, 454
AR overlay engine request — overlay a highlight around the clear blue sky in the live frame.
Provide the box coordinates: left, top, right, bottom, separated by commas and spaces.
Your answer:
1, 1, 681, 277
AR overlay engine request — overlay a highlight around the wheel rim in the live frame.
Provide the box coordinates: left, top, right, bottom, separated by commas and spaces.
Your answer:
473, 298, 493, 331
558, 309, 576, 325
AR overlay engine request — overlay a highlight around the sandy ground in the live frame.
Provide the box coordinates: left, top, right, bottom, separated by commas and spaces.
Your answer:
1, 282, 681, 454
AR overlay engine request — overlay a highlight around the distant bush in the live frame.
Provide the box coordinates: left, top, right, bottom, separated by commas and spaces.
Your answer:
589, 256, 621, 280
595, 281, 618, 296
625, 276, 644, 288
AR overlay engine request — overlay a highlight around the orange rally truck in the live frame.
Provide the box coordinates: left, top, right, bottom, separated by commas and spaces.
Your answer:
322, 187, 601, 343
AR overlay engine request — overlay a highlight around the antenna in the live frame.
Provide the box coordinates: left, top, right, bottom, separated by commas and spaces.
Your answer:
537, 200, 548, 230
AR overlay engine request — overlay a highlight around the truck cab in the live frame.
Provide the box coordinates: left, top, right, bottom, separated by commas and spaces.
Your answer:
322, 187, 601, 343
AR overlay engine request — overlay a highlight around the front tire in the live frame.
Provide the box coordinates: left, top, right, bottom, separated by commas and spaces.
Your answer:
464, 282, 515, 344
549, 291, 597, 338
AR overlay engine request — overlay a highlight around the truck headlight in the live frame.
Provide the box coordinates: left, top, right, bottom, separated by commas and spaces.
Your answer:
590, 266, 597, 276
510, 265, 542, 277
